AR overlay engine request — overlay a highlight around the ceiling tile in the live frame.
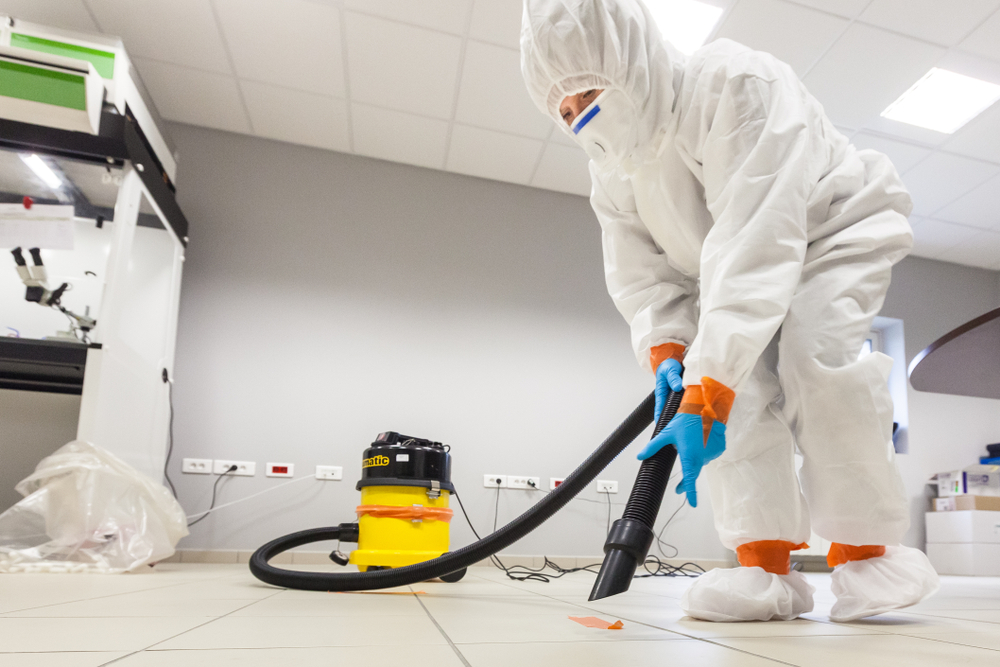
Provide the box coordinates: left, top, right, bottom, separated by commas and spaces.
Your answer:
908, 218, 980, 259
213, 0, 344, 97
900, 152, 999, 216
959, 7, 1000, 60
943, 98, 1000, 163
351, 103, 450, 170
446, 125, 543, 184
531, 143, 592, 197
343, 0, 473, 35
850, 132, 933, 174
937, 228, 1000, 270
2, 0, 99, 33
469, 0, 523, 49
345, 12, 462, 120
132, 57, 250, 133
785, 0, 870, 18
934, 173, 1000, 231
87, 0, 231, 74
858, 0, 1000, 46
803, 24, 945, 129
714, 0, 849, 76
455, 41, 551, 139
241, 80, 349, 152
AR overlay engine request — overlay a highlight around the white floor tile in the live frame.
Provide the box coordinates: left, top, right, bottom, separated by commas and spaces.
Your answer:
230, 591, 426, 616
152, 614, 447, 650
0, 653, 126, 667
0, 617, 210, 652
113, 645, 466, 666
459, 639, 783, 666
2, 597, 255, 618
435, 611, 684, 644
717, 634, 1000, 666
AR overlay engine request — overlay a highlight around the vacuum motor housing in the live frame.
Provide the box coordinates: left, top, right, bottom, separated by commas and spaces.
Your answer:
350, 432, 463, 579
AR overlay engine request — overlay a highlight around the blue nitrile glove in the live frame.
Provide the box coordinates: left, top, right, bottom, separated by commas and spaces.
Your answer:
654, 358, 684, 422
636, 413, 726, 508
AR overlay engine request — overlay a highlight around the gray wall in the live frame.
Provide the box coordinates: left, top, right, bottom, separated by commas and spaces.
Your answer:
4, 122, 999, 562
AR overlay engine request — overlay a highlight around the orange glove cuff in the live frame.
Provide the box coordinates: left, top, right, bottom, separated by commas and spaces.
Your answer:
701, 377, 735, 425
736, 540, 809, 575
677, 385, 704, 415
827, 543, 886, 568
650, 343, 686, 372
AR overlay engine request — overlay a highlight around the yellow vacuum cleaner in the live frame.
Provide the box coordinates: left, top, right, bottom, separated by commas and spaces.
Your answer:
341, 431, 465, 582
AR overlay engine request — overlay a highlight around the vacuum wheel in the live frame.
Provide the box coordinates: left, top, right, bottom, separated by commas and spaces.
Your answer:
439, 567, 467, 583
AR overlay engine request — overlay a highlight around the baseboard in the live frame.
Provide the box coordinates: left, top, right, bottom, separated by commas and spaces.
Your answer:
161, 550, 736, 572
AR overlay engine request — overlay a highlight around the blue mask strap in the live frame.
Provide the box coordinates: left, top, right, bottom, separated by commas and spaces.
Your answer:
572, 104, 601, 135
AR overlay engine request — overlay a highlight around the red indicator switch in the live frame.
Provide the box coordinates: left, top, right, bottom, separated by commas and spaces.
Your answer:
266, 463, 294, 478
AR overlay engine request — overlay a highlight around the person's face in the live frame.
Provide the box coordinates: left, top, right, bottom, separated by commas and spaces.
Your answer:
559, 88, 603, 126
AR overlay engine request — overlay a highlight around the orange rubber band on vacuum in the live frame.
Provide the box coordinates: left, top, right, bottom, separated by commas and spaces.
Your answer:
356, 505, 454, 523
736, 540, 809, 575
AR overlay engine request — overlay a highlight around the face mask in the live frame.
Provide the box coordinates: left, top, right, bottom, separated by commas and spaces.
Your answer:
569, 89, 639, 173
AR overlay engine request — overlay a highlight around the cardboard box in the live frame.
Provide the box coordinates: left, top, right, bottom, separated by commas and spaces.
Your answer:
935, 466, 1000, 497
933, 495, 1000, 512
926, 542, 1000, 576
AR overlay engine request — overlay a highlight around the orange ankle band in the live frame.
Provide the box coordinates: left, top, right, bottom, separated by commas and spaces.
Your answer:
736, 540, 809, 575
827, 543, 886, 568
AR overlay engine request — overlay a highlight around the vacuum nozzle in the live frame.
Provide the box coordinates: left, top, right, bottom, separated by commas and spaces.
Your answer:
588, 389, 682, 601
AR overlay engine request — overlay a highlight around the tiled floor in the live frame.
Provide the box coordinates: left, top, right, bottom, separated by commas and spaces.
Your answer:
1, 563, 999, 665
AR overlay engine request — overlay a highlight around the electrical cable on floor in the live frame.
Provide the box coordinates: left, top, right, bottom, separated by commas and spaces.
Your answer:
187, 465, 238, 526
452, 480, 703, 583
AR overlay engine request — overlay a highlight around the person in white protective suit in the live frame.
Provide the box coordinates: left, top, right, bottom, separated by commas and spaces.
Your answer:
521, 0, 939, 623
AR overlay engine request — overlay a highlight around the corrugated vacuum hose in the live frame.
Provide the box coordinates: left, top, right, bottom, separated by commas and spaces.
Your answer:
249, 388, 681, 592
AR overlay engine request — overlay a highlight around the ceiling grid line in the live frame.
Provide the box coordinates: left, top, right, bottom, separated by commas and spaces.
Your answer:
526, 123, 558, 185
799, 0, 876, 80
207, 0, 255, 134
439, 0, 480, 172
80, 0, 103, 33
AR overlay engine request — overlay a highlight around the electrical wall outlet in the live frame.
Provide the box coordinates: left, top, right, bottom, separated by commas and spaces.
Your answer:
550, 477, 565, 490
182, 458, 212, 474
508, 476, 541, 490
483, 474, 507, 488
315, 465, 343, 480
214, 460, 255, 476
597, 480, 618, 494
266, 463, 294, 478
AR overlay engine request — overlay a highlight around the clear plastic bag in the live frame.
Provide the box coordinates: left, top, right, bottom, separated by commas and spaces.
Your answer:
0, 441, 188, 573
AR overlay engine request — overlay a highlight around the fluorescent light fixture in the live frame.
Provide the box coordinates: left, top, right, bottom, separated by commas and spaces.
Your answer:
20, 153, 62, 190
881, 68, 1000, 134
646, 0, 724, 55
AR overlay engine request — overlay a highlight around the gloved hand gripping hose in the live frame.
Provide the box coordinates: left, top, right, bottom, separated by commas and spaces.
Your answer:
249, 390, 675, 591
589, 389, 682, 600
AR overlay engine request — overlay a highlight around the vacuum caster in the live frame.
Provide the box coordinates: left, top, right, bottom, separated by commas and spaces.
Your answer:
439, 567, 467, 583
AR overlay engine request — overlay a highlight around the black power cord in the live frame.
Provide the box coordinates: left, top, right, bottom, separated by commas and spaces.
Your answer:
452, 478, 703, 583
162, 368, 178, 498
187, 465, 238, 527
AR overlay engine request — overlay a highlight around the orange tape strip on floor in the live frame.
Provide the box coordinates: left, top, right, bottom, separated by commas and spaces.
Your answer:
568, 616, 624, 629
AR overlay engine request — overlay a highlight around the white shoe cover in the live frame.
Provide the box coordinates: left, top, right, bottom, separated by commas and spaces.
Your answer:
830, 545, 940, 623
681, 567, 815, 622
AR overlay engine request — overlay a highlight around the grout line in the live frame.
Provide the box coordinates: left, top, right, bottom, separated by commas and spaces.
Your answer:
97, 590, 285, 666
439, 0, 479, 172
412, 586, 474, 667
207, 0, 255, 134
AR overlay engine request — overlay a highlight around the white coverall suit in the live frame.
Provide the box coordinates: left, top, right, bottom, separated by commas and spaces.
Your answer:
521, 0, 938, 622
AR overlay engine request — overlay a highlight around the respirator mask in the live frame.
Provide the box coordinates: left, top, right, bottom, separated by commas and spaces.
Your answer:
569, 89, 639, 173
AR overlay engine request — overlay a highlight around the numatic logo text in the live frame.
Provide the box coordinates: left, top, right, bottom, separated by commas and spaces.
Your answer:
362, 455, 390, 468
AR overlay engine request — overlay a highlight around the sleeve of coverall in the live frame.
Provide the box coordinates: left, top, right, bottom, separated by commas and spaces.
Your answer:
681, 63, 823, 392
589, 164, 699, 372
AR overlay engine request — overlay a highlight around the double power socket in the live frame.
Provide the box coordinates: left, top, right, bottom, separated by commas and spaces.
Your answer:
484, 474, 618, 493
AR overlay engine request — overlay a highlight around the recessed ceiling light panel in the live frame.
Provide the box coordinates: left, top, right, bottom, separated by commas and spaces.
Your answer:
881, 68, 1000, 134
646, 0, 724, 56
20, 154, 62, 190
